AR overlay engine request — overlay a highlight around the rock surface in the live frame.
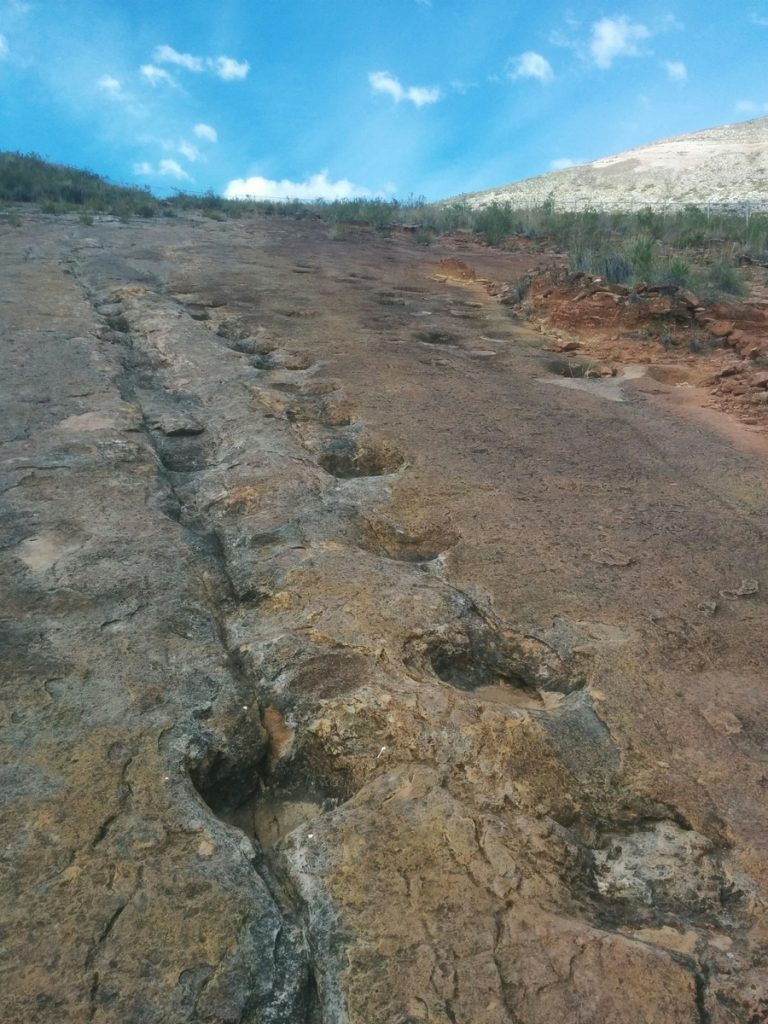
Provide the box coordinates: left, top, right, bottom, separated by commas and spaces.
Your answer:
1, 211, 767, 1023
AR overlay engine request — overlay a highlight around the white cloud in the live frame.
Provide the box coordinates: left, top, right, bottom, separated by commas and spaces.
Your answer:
145, 45, 249, 82
549, 12, 582, 48
750, 12, 768, 26
96, 74, 146, 116
589, 16, 651, 69
550, 158, 575, 170
224, 170, 376, 201
509, 51, 554, 83
140, 64, 175, 87
405, 84, 441, 106
368, 70, 440, 106
0, 33, 9, 59
133, 159, 192, 181
153, 44, 204, 72
664, 59, 687, 81
211, 55, 249, 80
97, 74, 122, 96
735, 99, 768, 113
369, 71, 409, 102
450, 79, 477, 94
177, 140, 200, 161
159, 158, 191, 180
194, 122, 218, 143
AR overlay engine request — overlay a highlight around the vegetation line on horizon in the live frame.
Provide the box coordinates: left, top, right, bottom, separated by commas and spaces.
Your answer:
1, 151, 762, 298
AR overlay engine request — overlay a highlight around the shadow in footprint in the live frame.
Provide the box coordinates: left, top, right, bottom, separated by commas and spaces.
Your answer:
546, 356, 601, 379
356, 513, 458, 563
415, 329, 461, 347
406, 610, 586, 703
253, 350, 314, 371
318, 434, 405, 479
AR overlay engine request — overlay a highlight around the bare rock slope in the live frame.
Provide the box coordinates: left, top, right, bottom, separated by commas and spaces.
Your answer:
456, 115, 768, 210
2, 212, 768, 1023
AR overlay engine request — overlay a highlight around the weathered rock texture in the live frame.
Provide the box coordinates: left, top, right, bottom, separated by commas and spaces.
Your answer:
1, 212, 767, 1023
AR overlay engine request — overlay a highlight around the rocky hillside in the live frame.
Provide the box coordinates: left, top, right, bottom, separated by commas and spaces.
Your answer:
456, 116, 768, 211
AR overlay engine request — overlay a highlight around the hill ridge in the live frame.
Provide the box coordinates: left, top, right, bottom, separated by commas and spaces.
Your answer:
454, 116, 768, 212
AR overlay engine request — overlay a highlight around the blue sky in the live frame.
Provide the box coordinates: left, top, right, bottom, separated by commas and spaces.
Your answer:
1, 1, 767, 201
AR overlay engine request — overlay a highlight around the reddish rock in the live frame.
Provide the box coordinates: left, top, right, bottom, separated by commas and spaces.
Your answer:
678, 289, 701, 308
709, 320, 735, 338
725, 332, 766, 358
438, 257, 476, 281
644, 295, 678, 316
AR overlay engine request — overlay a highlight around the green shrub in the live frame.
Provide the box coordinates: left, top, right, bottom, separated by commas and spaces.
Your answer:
599, 253, 632, 284
0, 151, 158, 217
569, 248, 631, 284
703, 257, 745, 297
657, 258, 691, 287
628, 236, 655, 280
507, 277, 531, 302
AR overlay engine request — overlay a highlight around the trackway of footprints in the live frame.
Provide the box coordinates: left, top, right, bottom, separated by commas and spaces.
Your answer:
73, 261, 757, 1023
